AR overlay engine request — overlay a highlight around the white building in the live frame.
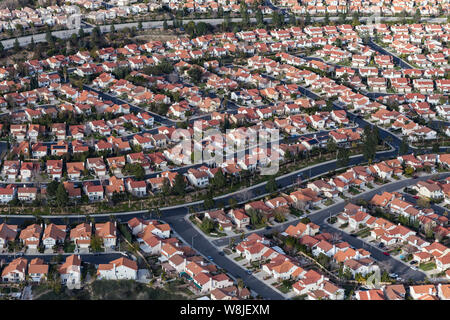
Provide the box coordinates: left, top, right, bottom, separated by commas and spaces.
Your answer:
97, 257, 138, 280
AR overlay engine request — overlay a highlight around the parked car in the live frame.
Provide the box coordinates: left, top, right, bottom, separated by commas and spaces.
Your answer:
247, 270, 252, 275
389, 273, 399, 279
410, 260, 418, 265
350, 233, 357, 237
218, 251, 225, 256
413, 195, 419, 199
265, 226, 272, 230
246, 225, 254, 231
383, 251, 390, 256
378, 243, 385, 248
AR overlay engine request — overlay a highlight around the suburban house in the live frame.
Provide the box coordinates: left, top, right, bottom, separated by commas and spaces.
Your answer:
97, 257, 138, 280
95, 222, 117, 248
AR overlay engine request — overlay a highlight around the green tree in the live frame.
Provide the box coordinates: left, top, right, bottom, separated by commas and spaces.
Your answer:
240, 2, 250, 28
327, 137, 337, 155
255, 8, 264, 27
56, 183, 69, 207
185, 20, 196, 37
338, 12, 347, 24
45, 30, 54, 44
424, 223, 434, 239
404, 166, 414, 176
78, 28, 85, 38
336, 147, 350, 168
187, 67, 203, 84
201, 217, 215, 233
47, 180, 59, 198
14, 38, 20, 52
362, 125, 378, 163
217, 6, 224, 17
195, 22, 209, 36
272, 11, 282, 28
305, 12, 311, 25
90, 235, 103, 252
432, 143, 440, 153
162, 178, 171, 196
172, 174, 186, 196
204, 195, 215, 210
417, 197, 430, 209
324, 12, 330, 25
123, 163, 145, 179
265, 175, 278, 193
212, 170, 226, 189
351, 11, 360, 26
399, 136, 409, 155
223, 13, 231, 32
414, 9, 421, 23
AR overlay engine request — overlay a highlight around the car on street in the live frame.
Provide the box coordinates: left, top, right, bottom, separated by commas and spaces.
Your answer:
246, 225, 254, 231
383, 251, 390, 256
265, 226, 272, 230
413, 195, 419, 199
350, 233, 357, 237
411, 266, 418, 271
389, 273, 399, 279
247, 270, 252, 275
410, 260, 418, 265
219, 251, 225, 256
207, 256, 213, 261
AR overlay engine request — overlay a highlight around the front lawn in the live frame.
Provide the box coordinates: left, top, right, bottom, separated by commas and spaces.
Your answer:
356, 228, 371, 238
419, 262, 436, 271
276, 280, 295, 294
